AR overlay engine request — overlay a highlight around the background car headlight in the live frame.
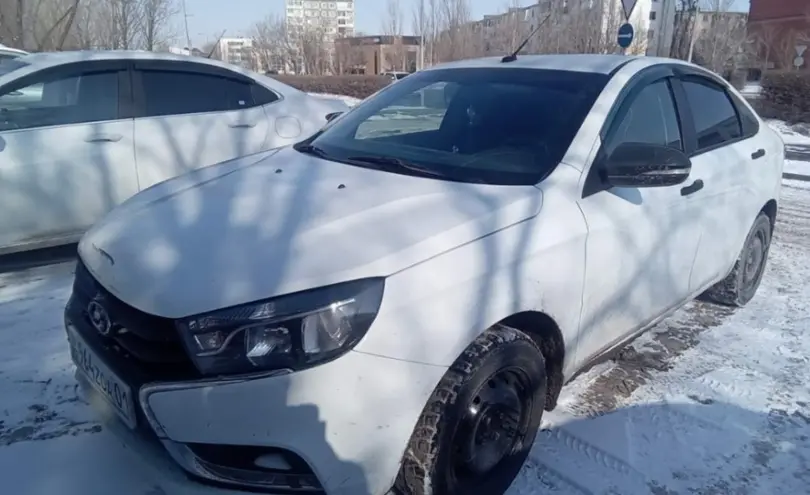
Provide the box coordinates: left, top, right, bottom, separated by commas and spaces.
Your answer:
175, 278, 384, 376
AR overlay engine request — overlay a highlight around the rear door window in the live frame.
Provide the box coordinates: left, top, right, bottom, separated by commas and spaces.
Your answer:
138, 69, 255, 118
681, 78, 742, 153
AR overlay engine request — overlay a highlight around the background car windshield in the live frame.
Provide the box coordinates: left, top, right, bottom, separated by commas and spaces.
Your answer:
0, 58, 28, 77
309, 67, 608, 185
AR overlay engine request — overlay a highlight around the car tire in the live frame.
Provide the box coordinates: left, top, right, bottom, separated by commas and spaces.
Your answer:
394, 324, 547, 495
702, 212, 772, 307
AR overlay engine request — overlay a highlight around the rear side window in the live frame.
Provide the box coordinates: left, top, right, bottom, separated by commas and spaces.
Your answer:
139, 70, 255, 118
605, 79, 683, 155
681, 78, 742, 152
0, 69, 119, 131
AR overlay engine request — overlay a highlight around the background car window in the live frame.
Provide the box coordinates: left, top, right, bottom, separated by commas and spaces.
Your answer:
606, 79, 682, 155
682, 79, 742, 152
251, 84, 280, 106
356, 81, 449, 139
140, 70, 254, 117
308, 67, 609, 185
0, 70, 118, 131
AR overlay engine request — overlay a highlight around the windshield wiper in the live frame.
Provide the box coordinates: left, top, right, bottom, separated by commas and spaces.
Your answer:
294, 143, 329, 158
346, 155, 448, 178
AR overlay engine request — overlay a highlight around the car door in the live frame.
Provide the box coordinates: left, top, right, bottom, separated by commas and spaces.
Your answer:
131, 62, 273, 189
0, 60, 138, 252
673, 74, 767, 291
575, 75, 702, 362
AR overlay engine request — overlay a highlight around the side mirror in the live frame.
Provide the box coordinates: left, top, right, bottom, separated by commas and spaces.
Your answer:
604, 142, 691, 188
325, 112, 343, 122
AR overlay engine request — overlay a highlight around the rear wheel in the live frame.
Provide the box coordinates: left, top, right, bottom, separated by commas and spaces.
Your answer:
395, 325, 547, 495
702, 212, 772, 307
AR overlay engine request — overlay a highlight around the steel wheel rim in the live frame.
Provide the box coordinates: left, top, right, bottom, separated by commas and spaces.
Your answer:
451, 367, 533, 486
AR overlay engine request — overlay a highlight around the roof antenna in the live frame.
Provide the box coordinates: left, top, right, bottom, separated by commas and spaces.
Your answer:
206, 30, 227, 59
501, 13, 551, 63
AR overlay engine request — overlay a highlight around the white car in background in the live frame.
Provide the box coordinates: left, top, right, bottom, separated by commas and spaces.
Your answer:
66, 54, 783, 495
0, 50, 349, 254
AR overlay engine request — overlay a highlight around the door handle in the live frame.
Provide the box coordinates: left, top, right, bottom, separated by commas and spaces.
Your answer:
680, 179, 704, 196
85, 133, 123, 143
751, 148, 766, 160
228, 122, 257, 129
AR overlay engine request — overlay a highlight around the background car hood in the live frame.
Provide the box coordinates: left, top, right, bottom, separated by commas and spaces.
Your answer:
79, 147, 543, 318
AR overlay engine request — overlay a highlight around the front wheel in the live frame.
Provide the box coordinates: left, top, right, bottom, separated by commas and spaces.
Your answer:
395, 325, 547, 495
702, 212, 772, 307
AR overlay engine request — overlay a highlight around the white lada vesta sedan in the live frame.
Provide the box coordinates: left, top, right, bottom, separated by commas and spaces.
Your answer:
64, 54, 784, 495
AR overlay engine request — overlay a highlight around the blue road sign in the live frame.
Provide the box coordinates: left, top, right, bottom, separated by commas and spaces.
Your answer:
617, 23, 634, 49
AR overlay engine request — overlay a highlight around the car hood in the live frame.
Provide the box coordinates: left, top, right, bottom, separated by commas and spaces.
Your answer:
79, 147, 543, 318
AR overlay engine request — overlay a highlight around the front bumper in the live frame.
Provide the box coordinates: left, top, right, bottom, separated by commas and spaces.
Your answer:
67, 296, 447, 495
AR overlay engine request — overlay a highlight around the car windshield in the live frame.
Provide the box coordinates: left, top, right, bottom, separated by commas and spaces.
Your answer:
301, 67, 608, 185
0, 58, 28, 77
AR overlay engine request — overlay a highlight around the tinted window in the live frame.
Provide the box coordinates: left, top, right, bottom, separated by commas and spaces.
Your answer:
730, 93, 759, 137
252, 84, 279, 106
682, 79, 742, 151
606, 79, 682, 154
0, 70, 119, 131
140, 70, 255, 117
303, 68, 608, 185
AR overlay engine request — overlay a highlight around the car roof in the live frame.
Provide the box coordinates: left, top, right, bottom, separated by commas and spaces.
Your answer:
15, 49, 250, 74
426, 54, 644, 75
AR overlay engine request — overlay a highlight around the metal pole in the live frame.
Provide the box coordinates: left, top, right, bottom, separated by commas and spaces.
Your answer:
182, 0, 193, 53
419, 0, 425, 70
687, 5, 699, 63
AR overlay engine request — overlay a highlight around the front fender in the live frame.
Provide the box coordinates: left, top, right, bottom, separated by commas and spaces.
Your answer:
355, 166, 588, 377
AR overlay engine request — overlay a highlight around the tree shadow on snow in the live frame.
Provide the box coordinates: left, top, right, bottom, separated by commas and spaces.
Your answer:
512, 400, 810, 494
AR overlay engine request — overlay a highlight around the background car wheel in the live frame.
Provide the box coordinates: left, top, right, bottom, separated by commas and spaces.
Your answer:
702, 212, 772, 307
394, 324, 547, 495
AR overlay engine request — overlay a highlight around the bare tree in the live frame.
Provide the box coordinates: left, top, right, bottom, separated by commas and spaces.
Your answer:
690, 0, 750, 74
670, 0, 699, 59
381, 0, 403, 37
138, 0, 178, 51
251, 15, 298, 73
380, 0, 408, 71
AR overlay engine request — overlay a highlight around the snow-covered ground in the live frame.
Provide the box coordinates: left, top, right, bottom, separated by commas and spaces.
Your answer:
309, 92, 362, 108
768, 121, 810, 177
0, 124, 809, 495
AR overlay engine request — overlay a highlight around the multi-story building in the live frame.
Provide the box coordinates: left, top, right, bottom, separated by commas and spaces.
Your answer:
334, 35, 422, 74
646, 0, 676, 56
285, 1, 355, 41
748, 0, 810, 71
215, 37, 257, 70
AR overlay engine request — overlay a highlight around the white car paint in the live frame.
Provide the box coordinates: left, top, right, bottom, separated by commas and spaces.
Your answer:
0, 50, 349, 254
70, 55, 783, 495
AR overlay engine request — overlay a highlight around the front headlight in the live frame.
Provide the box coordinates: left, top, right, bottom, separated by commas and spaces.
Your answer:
175, 278, 384, 376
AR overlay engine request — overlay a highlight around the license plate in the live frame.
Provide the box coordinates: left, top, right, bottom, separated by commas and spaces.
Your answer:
67, 325, 137, 429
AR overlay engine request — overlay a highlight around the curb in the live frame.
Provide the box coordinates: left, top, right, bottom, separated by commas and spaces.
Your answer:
783, 173, 810, 182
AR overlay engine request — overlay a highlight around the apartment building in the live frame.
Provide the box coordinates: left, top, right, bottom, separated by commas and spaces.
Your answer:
646, 0, 676, 56
285, 0, 355, 41
215, 37, 257, 70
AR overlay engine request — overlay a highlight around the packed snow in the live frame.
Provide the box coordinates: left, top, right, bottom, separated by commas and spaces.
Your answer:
0, 124, 809, 495
769, 121, 810, 178
308, 92, 362, 108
